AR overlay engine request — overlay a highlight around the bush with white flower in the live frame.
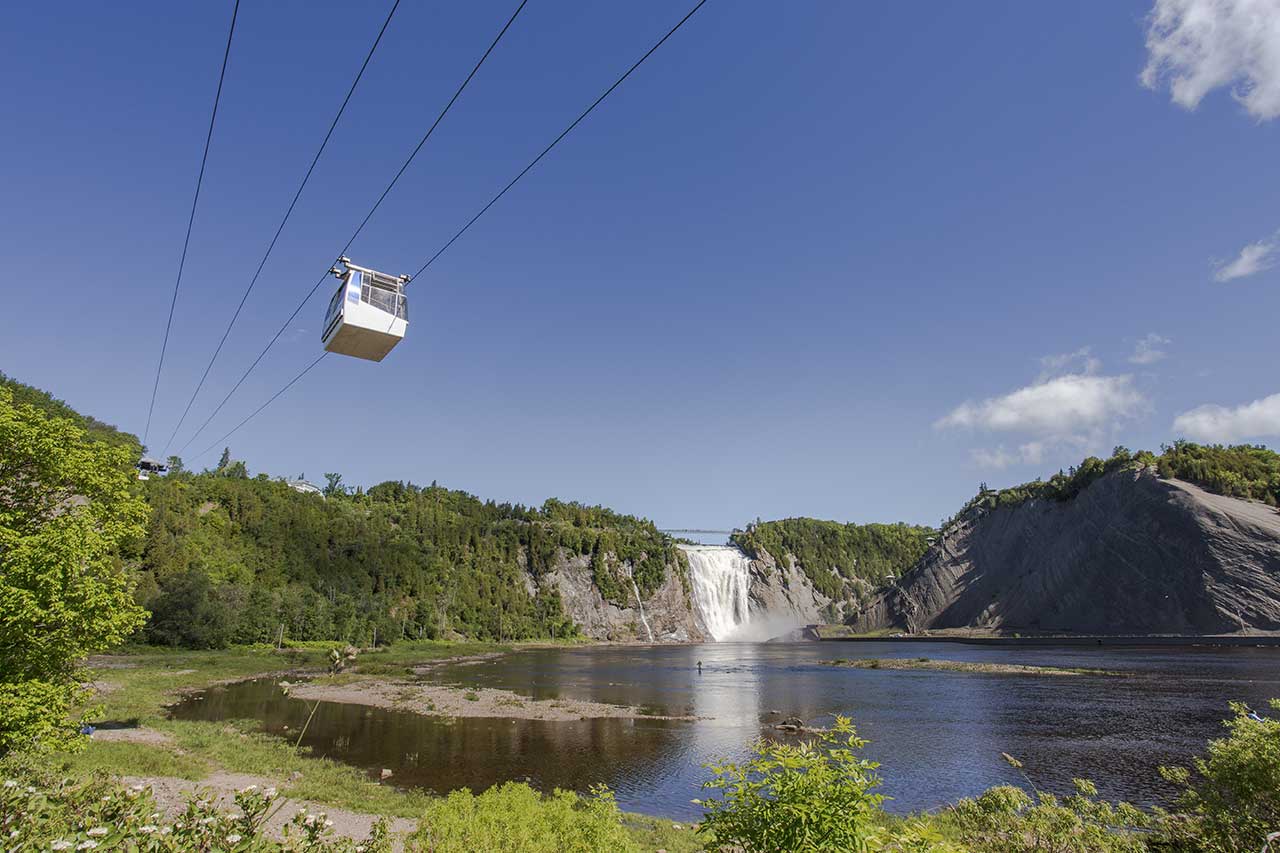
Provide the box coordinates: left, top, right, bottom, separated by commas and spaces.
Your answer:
0, 767, 390, 852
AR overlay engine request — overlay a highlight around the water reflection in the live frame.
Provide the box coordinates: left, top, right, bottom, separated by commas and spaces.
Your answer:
171, 642, 1280, 820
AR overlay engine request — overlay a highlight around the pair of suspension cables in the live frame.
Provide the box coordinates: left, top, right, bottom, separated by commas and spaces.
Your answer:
143, 0, 709, 464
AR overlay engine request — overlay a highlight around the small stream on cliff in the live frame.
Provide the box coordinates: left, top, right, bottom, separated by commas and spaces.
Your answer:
170, 642, 1280, 820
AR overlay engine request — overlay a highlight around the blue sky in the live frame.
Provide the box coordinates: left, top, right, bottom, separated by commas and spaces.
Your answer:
3, 0, 1278, 529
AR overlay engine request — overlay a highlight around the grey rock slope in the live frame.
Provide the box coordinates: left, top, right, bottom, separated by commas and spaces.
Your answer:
536, 552, 708, 643
850, 468, 1280, 635
746, 549, 836, 633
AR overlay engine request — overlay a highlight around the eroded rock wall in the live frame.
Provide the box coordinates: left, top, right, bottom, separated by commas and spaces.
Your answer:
850, 469, 1280, 635
539, 551, 708, 642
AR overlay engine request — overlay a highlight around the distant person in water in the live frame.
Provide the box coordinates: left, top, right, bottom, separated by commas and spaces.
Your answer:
697, 660, 703, 674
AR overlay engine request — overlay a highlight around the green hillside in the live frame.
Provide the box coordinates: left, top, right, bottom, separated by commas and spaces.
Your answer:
731, 518, 935, 600
0, 372, 681, 649
138, 466, 681, 648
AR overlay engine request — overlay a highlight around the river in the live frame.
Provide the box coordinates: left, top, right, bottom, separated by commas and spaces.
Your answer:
170, 641, 1280, 820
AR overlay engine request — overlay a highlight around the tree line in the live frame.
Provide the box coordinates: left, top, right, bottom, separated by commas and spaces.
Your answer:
731, 518, 936, 601
956, 442, 1280, 523
137, 460, 683, 649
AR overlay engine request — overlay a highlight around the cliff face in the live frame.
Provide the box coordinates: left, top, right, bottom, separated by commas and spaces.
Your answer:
537, 551, 708, 642
746, 549, 837, 634
542, 543, 838, 644
850, 468, 1280, 635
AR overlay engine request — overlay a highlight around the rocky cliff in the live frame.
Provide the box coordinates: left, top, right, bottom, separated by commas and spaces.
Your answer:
539, 543, 839, 644
744, 548, 837, 636
850, 468, 1280, 635
535, 551, 708, 642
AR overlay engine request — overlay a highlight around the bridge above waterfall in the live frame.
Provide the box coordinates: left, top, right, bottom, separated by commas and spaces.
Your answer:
660, 528, 736, 545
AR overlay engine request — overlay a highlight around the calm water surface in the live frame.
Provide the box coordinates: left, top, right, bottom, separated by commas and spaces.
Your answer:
170, 642, 1280, 819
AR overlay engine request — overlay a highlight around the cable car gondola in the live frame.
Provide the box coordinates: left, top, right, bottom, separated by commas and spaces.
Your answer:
321, 257, 410, 362
136, 456, 168, 481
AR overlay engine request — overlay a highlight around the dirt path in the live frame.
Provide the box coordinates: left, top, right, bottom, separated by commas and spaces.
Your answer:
122, 772, 417, 849
91, 726, 175, 747
285, 678, 699, 722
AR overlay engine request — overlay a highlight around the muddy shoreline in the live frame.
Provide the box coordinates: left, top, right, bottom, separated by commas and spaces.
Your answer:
283, 677, 699, 722
821, 657, 1125, 677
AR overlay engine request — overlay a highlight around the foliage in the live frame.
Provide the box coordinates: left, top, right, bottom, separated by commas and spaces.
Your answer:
1158, 441, 1280, 505
0, 370, 139, 452
0, 386, 149, 753
948, 780, 1148, 852
952, 447, 1153, 522
957, 443, 1280, 523
1154, 699, 1280, 853
732, 519, 934, 600
0, 768, 390, 851
137, 469, 682, 648
698, 716, 943, 853
323, 473, 346, 498
145, 569, 236, 649
406, 781, 637, 853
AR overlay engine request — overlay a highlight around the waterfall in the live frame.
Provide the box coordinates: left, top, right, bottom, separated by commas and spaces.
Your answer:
680, 545, 754, 641
625, 567, 655, 643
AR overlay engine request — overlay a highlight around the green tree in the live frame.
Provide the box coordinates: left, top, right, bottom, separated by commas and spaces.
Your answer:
145, 570, 235, 649
165, 455, 185, 474
0, 371, 139, 452
0, 387, 148, 752
1156, 699, 1280, 852
222, 459, 249, 479
324, 472, 345, 497
217, 447, 231, 472
949, 781, 1147, 852
698, 717, 890, 852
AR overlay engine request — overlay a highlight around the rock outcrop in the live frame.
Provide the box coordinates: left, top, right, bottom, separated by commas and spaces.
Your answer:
850, 469, 1280, 635
533, 544, 838, 644
538, 552, 708, 642
745, 548, 835, 636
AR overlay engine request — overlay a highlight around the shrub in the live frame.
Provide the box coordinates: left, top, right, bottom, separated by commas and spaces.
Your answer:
406, 782, 637, 853
0, 767, 390, 851
1154, 699, 1280, 853
698, 716, 956, 852
948, 779, 1148, 852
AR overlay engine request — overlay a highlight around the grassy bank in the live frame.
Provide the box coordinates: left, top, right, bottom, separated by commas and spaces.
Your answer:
57, 641, 704, 851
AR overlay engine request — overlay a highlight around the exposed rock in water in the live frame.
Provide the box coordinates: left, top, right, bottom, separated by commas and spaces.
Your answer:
850, 469, 1280, 635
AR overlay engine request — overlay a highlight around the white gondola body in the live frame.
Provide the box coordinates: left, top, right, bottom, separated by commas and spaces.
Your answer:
321, 265, 408, 362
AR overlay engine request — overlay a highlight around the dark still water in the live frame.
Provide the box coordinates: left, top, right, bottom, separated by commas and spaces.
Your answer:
170, 642, 1280, 820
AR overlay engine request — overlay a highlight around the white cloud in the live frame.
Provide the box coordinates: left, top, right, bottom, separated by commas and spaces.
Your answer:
1172, 391, 1280, 441
1039, 347, 1101, 379
1214, 235, 1278, 282
937, 374, 1147, 436
1129, 333, 1171, 365
970, 442, 1048, 469
1141, 0, 1280, 121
